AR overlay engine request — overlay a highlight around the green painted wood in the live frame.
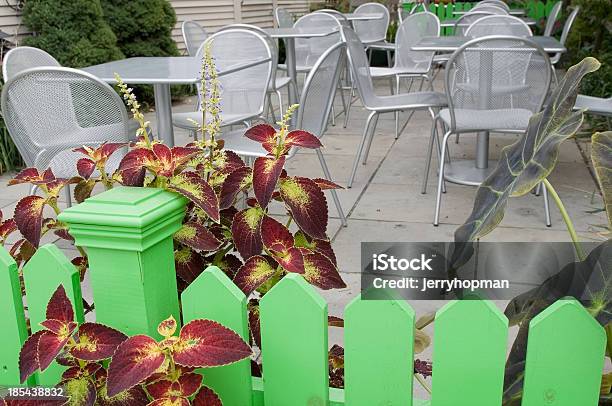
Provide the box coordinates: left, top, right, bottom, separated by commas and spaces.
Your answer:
445, 4, 454, 36
181, 266, 253, 406
22, 244, 83, 386
259, 274, 328, 406
344, 293, 415, 406
59, 187, 186, 339
0, 247, 35, 386
521, 299, 606, 406
430, 300, 508, 406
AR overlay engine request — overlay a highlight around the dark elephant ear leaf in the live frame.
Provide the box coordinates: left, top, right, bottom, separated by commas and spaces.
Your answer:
454, 57, 601, 244
591, 132, 612, 229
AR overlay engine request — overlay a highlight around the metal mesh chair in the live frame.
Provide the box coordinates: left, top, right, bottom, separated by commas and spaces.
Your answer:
219, 43, 348, 226
342, 26, 447, 190
353, 3, 393, 66
574, 95, 612, 117
433, 36, 552, 226
182, 21, 207, 57
293, 13, 343, 72
471, 4, 509, 14
172, 29, 273, 134
476, 0, 510, 11
274, 7, 294, 28
1, 67, 131, 204
2, 46, 60, 81
543, 1, 562, 36
550, 7, 579, 66
465, 15, 532, 37
454, 11, 495, 35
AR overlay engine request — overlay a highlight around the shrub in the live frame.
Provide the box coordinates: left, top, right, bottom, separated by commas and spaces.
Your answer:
22, 0, 124, 67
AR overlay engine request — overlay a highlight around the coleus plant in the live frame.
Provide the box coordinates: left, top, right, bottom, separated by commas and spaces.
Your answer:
18, 285, 252, 406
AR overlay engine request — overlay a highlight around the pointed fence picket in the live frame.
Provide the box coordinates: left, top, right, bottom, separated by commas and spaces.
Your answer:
0, 187, 606, 405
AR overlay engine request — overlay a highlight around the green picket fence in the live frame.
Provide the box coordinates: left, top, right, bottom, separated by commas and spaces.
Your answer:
402, 1, 560, 35
0, 187, 607, 405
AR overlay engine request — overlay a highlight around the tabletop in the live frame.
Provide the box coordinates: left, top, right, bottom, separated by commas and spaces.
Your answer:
343, 13, 384, 21
412, 36, 566, 53
441, 17, 537, 27
264, 27, 339, 38
84, 56, 270, 85
453, 9, 525, 16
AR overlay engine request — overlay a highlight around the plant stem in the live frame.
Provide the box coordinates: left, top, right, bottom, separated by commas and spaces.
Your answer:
415, 373, 432, 395
542, 179, 586, 261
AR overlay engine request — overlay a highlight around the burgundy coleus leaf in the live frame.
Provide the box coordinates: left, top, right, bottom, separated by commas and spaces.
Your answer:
231, 207, 264, 260
279, 176, 328, 240
285, 130, 322, 149
9, 238, 36, 264
157, 316, 178, 338
152, 144, 201, 177
328, 316, 344, 328
216, 254, 243, 279
233, 255, 277, 295
98, 385, 149, 406
175, 247, 205, 284
70, 323, 128, 361
219, 166, 252, 210
302, 251, 346, 289
248, 300, 261, 348
172, 319, 252, 368
274, 246, 305, 275
74, 179, 97, 204
14, 195, 46, 247
146, 379, 173, 399
193, 386, 222, 406
19, 330, 45, 383
252, 156, 285, 209
261, 216, 293, 253
38, 331, 71, 371
148, 397, 189, 406
174, 222, 222, 252
215, 150, 246, 175
77, 158, 96, 179
0, 218, 17, 242
106, 335, 165, 397
62, 363, 102, 381
312, 239, 337, 268
46, 285, 75, 324
40, 319, 77, 336
178, 373, 203, 397
62, 376, 97, 406
168, 172, 220, 222
118, 148, 157, 186
46, 177, 80, 199
71, 256, 88, 281
244, 124, 277, 154
8, 167, 54, 186
75, 142, 127, 164
312, 178, 343, 190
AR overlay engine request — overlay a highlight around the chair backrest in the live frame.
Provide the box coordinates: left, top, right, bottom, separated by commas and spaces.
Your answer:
544, 1, 562, 36
274, 7, 294, 28
471, 4, 508, 14
297, 42, 345, 138
454, 11, 494, 35
477, 0, 510, 11
315, 9, 351, 28
444, 36, 551, 131
352, 2, 390, 44
1, 67, 130, 171
294, 13, 342, 70
394, 12, 440, 71
2, 46, 60, 82
551, 6, 579, 64
342, 26, 377, 108
465, 15, 532, 37
182, 21, 207, 57
200, 29, 273, 121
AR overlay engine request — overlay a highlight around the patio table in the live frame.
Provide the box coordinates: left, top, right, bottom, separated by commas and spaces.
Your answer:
453, 9, 526, 16
342, 13, 384, 21
84, 56, 269, 147
264, 27, 338, 127
441, 17, 537, 27
412, 36, 566, 185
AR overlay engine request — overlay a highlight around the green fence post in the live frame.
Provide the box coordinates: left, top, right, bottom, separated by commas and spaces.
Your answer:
22, 244, 84, 386
0, 247, 35, 387
58, 187, 186, 339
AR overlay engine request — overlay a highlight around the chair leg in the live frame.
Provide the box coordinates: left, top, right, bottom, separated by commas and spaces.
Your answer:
331, 105, 336, 126
343, 83, 354, 129
65, 184, 72, 208
316, 149, 347, 227
395, 75, 400, 140
386, 49, 392, 68
361, 113, 379, 165
434, 130, 453, 226
275, 89, 284, 118
348, 111, 376, 188
542, 181, 552, 227
422, 108, 438, 194
30, 184, 38, 195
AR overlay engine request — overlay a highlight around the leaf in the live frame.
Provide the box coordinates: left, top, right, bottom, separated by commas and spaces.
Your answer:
173, 319, 252, 368
174, 222, 222, 252
118, 148, 157, 186
233, 255, 277, 295
591, 132, 612, 229
248, 300, 261, 348
285, 130, 322, 149
8, 167, 45, 185
38, 331, 71, 371
175, 247, 205, 284
253, 156, 285, 209
312, 178, 343, 190
71, 323, 128, 361
148, 397, 190, 406
0, 218, 17, 242
231, 207, 264, 260
219, 166, 252, 210
97, 386, 149, 406
19, 330, 45, 383
146, 379, 173, 400
77, 158, 96, 179
169, 172, 220, 223
157, 316, 178, 338
215, 150, 246, 175
74, 179, 96, 203
64, 376, 97, 406
454, 57, 601, 243
46, 285, 75, 325
261, 216, 293, 253
303, 251, 345, 289
193, 386, 222, 406
414, 329, 431, 354
328, 316, 344, 327
244, 124, 277, 154
279, 177, 328, 240
106, 335, 165, 397
40, 319, 77, 336
178, 373, 203, 397
14, 195, 46, 247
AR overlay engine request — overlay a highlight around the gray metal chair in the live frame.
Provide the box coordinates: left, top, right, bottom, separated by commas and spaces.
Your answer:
1, 67, 131, 205
465, 15, 532, 37
2, 46, 59, 81
181, 21, 207, 57
342, 26, 447, 189
353, 2, 393, 67
471, 4, 509, 14
219, 42, 348, 226
550, 7, 579, 75
274, 7, 294, 28
454, 11, 495, 36
433, 36, 553, 226
574, 95, 612, 117
172, 29, 273, 136
543, 1, 562, 36
293, 12, 343, 73
476, 0, 511, 11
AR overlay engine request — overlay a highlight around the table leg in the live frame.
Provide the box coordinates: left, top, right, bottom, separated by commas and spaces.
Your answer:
153, 83, 175, 147
284, 37, 298, 127
476, 131, 489, 169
